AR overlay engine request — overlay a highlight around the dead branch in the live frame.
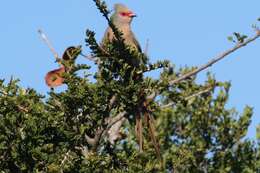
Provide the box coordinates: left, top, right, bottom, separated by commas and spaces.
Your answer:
104, 111, 127, 144
107, 116, 126, 144
169, 29, 260, 86
85, 111, 127, 149
38, 29, 60, 62
185, 85, 213, 100
85, 127, 103, 151
109, 94, 117, 110
161, 85, 214, 109
107, 111, 127, 129
80, 53, 99, 63
144, 39, 149, 55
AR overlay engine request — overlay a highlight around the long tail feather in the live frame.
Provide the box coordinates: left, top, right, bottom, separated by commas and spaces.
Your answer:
135, 113, 143, 152
146, 112, 162, 162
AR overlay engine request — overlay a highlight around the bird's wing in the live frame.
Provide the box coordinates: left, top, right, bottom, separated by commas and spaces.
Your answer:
131, 31, 142, 52
101, 27, 114, 47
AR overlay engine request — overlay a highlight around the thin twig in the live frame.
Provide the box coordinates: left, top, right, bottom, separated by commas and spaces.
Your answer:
80, 53, 99, 63
185, 85, 213, 100
38, 29, 60, 61
144, 39, 149, 55
169, 30, 260, 86
161, 85, 214, 109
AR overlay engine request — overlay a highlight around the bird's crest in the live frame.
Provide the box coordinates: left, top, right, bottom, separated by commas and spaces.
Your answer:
114, 3, 130, 13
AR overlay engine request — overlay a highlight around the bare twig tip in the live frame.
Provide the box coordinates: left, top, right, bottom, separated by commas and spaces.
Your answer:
256, 29, 260, 36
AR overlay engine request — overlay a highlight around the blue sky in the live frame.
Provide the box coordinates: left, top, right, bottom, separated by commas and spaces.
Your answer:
0, 1, 259, 139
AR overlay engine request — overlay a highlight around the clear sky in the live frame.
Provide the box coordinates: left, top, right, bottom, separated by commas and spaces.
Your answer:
0, 1, 259, 139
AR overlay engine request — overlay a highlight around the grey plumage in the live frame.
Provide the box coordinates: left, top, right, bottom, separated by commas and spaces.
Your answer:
101, 3, 141, 52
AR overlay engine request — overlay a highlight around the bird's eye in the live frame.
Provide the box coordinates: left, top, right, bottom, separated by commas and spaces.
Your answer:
120, 12, 128, 17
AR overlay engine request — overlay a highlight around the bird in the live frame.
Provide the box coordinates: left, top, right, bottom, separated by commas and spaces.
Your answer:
101, 3, 142, 53
45, 66, 66, 88
45, 46, 81, 88
101, 4, 162, 162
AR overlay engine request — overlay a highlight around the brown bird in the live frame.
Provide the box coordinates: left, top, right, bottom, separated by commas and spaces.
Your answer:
45, 46, 81, 88
45, 66, 65, 88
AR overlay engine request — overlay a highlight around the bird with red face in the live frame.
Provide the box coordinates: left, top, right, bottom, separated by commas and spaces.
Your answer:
101, 3, 141, 52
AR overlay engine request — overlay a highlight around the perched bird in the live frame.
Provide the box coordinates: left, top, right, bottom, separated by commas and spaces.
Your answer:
45, 66, 66, 88
45, 46, 81, 88
101, 3, 141, 52
101, 4, 161, 162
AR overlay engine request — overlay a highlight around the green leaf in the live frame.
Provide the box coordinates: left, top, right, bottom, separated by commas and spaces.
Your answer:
227, 36, 234, 42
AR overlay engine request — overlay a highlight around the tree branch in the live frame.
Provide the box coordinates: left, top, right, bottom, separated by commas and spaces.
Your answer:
161, 85, 214, 109
38, 29, 60, 62
107, 111, 127, 129
107, 112, 127, 144
169, 29, 260, 86
80, 53, 99, 63
144, 39, 149, 56
85, 111, 127, 149
108, 94, 117, 110
185, 85, 213, 100
85, 127, 103, 151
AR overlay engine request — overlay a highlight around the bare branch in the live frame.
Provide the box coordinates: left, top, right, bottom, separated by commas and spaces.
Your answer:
84, 134, 97, 146
161, 85, 214, 109
107, 116, 126, 144
106, 111, 127, 131
185, 85, 213, 100
38, 29, 60, 62
169, 30, 260, 86
85, 127, 103, 151
85, 111, 127, 149
109, 94, 117, 110
80, 53, 99, 63
144, 39, 149, 55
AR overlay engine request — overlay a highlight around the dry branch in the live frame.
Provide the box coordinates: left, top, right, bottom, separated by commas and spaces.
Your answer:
161, 85, 214, 109
38, 29, 60, 61
169, 30, 260, 86
85, 111, 127, 150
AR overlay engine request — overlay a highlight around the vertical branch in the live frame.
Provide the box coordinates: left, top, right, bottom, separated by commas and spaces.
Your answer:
144, 39, 149, 56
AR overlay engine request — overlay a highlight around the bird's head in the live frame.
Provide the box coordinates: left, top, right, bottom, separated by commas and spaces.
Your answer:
112, 3, 136, 25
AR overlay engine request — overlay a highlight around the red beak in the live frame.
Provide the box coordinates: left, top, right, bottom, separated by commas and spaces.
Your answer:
128, 11, 137, 17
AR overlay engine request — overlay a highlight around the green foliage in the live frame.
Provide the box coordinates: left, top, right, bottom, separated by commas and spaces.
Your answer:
228, 32, 248, 43
0, 1, 259, 172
